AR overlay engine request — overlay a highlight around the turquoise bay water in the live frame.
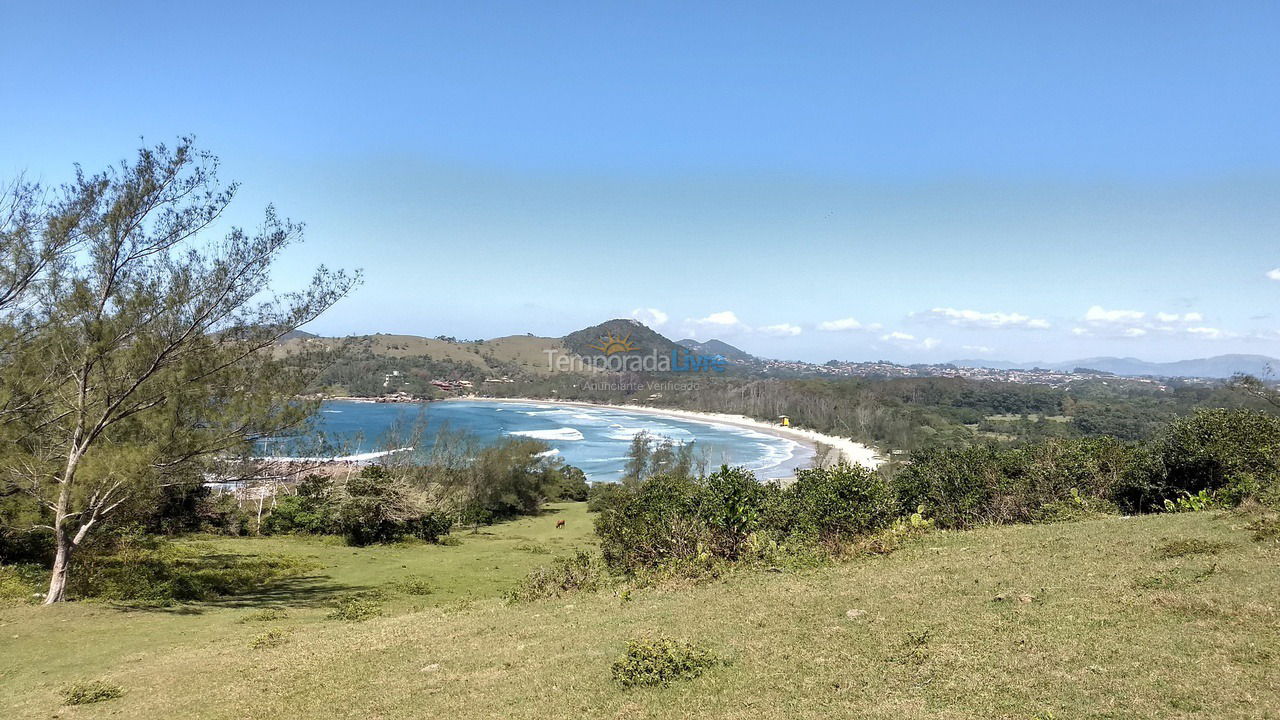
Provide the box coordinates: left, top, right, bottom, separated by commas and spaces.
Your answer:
263, 399, 812, 482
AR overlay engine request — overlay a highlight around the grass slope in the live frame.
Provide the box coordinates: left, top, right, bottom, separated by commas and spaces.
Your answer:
3, 510, 1278, 718
274, 333, 569, 377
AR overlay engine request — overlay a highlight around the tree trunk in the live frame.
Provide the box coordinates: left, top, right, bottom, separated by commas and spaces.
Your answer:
44, 531, 71, 604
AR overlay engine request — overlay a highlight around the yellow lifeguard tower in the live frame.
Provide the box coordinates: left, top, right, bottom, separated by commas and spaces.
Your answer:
778, 415, 790, 427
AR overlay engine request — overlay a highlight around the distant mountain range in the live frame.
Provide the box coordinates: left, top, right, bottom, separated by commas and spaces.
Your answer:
282, 319, 1273, 382
949, 354, 1279, 379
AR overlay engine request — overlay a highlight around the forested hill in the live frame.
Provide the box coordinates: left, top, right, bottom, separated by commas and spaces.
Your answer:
677, 338, 755, 361
562, 319, 683, 359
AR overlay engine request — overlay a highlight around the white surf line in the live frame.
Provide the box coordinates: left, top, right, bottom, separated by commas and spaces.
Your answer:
254, 447, 414, 463
453, 397, 884, 470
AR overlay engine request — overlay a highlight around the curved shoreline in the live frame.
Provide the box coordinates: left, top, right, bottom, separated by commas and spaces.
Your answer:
444, 396, 884, 471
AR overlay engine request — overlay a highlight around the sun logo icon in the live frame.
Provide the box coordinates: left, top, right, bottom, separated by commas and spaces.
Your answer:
588, 331, 637, 355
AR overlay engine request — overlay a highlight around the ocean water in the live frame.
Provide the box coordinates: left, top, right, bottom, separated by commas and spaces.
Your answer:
261, 399, 812, 482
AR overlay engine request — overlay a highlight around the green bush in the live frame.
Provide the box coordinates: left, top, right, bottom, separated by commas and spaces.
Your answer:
1034, 489, 1120, 523
896, 438, 1149, 528
506, 550, 606, 602
1163, 489, 1221, 513
396, 576, 434, 595
261, 476, 338, 535
1160, 409, 1280, 505
594, 474, 710, 572
700, 466, 771, 558
595, 464, 906, 572
893, 444, 1008, 529
326, 595, 383, 622
249, 628, 292, 649
338, 466, 454, 545
548, 465, 590, 501
62, 680, 124, 705
610, 636, 721, 688
0, 562, 45, 605
775, 464, 894, 542
587, 481, 621, 512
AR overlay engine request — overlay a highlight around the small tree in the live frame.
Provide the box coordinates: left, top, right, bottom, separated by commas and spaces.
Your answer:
0, 139, 358, 602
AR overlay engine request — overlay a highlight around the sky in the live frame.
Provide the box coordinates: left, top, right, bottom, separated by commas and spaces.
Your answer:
3, 1, 1279, 363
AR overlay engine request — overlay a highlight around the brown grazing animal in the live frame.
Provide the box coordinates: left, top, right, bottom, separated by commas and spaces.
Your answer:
555, 519, 566, 529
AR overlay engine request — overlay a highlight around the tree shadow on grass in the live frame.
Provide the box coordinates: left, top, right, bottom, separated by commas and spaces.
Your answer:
110, 573, 361, 615
85, 550, 363, 615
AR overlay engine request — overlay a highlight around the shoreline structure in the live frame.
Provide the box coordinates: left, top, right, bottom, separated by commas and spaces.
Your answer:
444, 396, 884, 471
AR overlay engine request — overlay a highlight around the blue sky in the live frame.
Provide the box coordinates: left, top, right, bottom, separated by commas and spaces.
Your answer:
3, 1, 1279, 362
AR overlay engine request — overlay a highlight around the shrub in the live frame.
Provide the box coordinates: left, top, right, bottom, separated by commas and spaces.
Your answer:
62, 680, 124, 706
0, 563, 45, 605
396, 576, 434, 595
775, 464, 895, 542
506, 550, 606, 602
699, 466, 771, 558
338, 466, 453, 545
249, 629, 292, 649
548, 465, 590, 501
326, 595, 383, 622
587, 481, 621, 512
261, 476, 338, 535
610, 637, 721, 688
1163, 489, 1221, 513
465, 438, 565, 519
896, 438, 1149, 528
1161, 409, 1280, 505
1035, 489, 1120, 523
594, 474, 710, 572
894, 444, 1008, 529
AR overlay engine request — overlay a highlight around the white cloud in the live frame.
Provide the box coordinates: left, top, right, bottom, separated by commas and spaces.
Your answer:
1081, 306, 1231, 340
1155, 311, 1203, 323
1186, 326, 1228, 339
758, 323, 802, 337
684, 311, 802, 340
1084, 306, 1146, 324
962, 345, 994, 354
629, 307, 667, 327
700, 311, 740, 326
880, 331, 940, 351
916, 307, 1050, 329
1267, 268, 1280, 281
818, 317, 872, 332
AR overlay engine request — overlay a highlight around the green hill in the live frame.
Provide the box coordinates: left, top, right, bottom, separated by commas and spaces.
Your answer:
677, 337, 755, 362
563, 318, 682, 360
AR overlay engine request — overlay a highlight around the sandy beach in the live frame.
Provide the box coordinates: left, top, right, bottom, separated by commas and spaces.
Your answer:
451, 396, 884, 471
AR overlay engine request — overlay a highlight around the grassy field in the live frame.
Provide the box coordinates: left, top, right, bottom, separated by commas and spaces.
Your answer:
3, 507, 1278, 718
274, 332, 571, 376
